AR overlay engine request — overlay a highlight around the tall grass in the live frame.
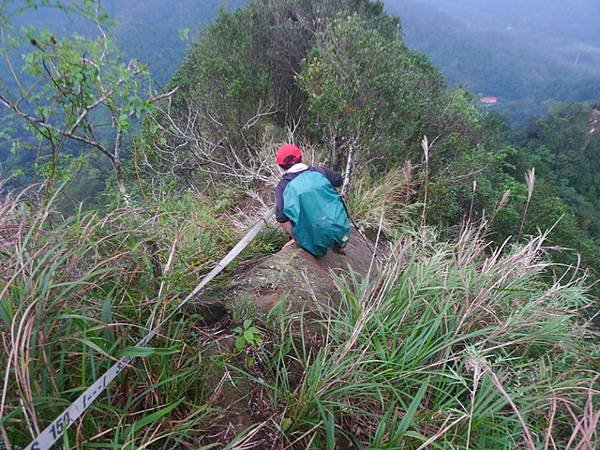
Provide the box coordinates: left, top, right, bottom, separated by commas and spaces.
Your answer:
0, 186, 279, 449
233, 225, 598, 448
1, 183, 597, 449
346, 162, 419, 236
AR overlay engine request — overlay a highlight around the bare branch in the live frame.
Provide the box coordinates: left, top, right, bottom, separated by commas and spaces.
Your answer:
0, 93, 114, 161
148, 86, 179, 104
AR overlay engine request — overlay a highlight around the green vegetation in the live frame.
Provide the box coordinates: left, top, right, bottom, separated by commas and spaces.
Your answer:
0, 0, 598, 448
0, 0, 241, 198
234, 319, 263, 351
503, 104, 600, 284
1, 184, 597, 448
0, 182, 284, 448
250, 227, 595, 448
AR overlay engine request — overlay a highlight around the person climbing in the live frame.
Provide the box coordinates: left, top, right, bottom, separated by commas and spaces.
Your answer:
274, 143, 351, 257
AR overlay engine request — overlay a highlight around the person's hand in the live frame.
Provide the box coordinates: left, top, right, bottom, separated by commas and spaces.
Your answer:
282, 239, 296, 250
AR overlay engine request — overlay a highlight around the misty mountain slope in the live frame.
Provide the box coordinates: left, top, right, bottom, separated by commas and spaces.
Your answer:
402, 0, 600, 42
104, 0, 246, 84
385, 0, 600, 121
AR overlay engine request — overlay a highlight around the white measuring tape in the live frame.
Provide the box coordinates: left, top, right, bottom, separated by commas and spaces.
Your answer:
24, 211, 274, 450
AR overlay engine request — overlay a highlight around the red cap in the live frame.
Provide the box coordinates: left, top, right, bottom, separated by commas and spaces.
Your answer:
276, 144, 302, 166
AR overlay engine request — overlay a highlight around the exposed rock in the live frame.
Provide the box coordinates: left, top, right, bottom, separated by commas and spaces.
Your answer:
199, 230, 378, 443
226, 230, 377, 319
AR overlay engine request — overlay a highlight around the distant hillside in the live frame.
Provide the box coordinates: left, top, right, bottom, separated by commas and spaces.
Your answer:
5, 0, 245, 84
104, 0, 246, 84
385, 0, 600, 122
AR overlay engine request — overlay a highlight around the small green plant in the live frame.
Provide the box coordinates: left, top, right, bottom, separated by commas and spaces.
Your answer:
233, 319, 263, 351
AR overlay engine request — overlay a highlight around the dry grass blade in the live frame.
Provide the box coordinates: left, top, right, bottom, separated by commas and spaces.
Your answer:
526, 167, 536, 202
486, 365, 536, 449
347, 163, 416, 235
518, 167, 536, 239
414, 414, 468, 450
489, 188, 511, 225
565, 375, 600, 450
421, 135, 430, 225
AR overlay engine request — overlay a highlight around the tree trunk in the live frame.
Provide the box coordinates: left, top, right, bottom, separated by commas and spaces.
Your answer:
113, 160, 131, 207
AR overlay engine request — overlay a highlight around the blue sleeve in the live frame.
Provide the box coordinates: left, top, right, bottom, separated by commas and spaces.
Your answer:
314, 166, 343, 188
275, 179, 290, 223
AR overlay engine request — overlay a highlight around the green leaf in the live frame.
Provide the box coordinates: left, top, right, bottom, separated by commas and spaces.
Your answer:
243, 319, 252, 329
118, 113, 130, 132
178, 28, 190, 41
77, 337, 108, 356
101, 297, 113, 324
235, 336, 245, 351
129, 398, 183, 435
0, 297, 14, 325
243, 329, 254, 341
118, 346, 178, 358
281, 417, 292, 431
396, 380, 428, 436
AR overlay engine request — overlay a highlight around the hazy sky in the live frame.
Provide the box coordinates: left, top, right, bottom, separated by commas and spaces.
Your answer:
384, 0, 600, 44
